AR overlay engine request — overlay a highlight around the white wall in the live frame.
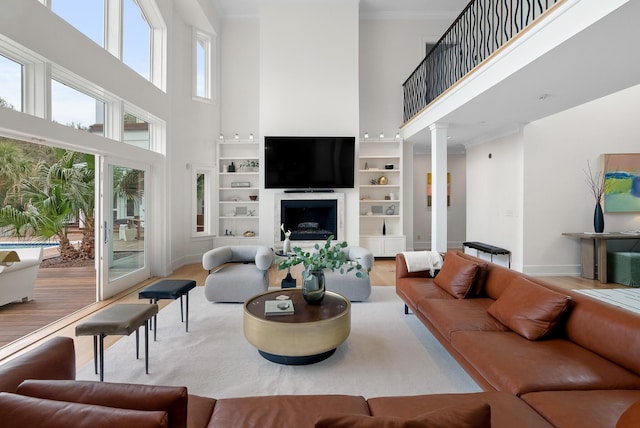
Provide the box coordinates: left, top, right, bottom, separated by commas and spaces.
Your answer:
413, 153, 467, 250
466, 84, 640, 275
466, 132, 524, 270
522, 84, 640, 275
258, 0, 360, 246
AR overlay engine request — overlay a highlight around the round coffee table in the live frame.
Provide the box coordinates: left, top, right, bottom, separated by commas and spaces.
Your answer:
243, 289, 350, 365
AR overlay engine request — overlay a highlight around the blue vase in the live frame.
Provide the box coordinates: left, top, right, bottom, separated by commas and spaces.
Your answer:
594, 202, 604, 233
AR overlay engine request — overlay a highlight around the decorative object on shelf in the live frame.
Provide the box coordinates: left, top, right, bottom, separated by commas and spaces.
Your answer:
243, 231, 255, 237
231, 182, 251, 187
239, 160, 259, 171
235, 206, 247, 216
585, 160, 608, 233
228, 162, 236, 172
280, 224, 292, 253
249, 195, 258, 201
386, 205, 396, 215
382, 219, 386, 235
277, 236, 369, 305
384, 164, 394, 170
364, 161, 368, 170
384, 195, 391, 200
371, 205, 383, 215
389, 192, 395, 200
247, 210, 256, 216
370, 178, 377, 185
377, 176, 388, 185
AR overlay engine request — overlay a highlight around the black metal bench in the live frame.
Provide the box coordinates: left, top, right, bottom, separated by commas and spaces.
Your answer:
462, 241, 511, 268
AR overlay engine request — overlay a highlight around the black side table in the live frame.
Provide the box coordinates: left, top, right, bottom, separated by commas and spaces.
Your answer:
138, 279, 196, 340
275, 250, 296, 288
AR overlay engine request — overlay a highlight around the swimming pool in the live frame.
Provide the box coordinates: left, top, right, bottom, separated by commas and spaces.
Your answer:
0, 242, 59, 249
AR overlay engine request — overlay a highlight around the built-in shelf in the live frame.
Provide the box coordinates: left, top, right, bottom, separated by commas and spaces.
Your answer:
358, 138, 406, 257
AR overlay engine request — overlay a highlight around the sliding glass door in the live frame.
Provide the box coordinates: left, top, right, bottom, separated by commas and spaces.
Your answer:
98, 157, 149, 299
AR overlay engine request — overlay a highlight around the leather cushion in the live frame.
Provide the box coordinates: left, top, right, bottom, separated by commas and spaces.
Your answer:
618, 399, 640, 428
487, 276, 571, 340
433, 252, 480, 299
17, 380, 187, 428
0, 392, 168, 428
315, 401, 491, 428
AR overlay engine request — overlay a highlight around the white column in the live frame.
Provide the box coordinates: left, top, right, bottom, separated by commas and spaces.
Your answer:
430, 124, 448, 252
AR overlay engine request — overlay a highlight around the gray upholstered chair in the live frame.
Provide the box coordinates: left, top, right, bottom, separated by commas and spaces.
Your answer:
202, 245, 274, 303
324, 246, 374, 302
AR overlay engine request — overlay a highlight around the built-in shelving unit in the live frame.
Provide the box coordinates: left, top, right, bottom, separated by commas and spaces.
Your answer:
359, 138, 406, 257
216, 139, 260, 244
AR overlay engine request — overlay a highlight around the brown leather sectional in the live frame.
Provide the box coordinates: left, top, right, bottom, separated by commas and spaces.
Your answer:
396, 250, 640, 427
2, 250, 640, 427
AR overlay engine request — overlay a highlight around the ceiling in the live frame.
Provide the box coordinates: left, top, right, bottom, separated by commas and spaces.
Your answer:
211, 0, 469, 21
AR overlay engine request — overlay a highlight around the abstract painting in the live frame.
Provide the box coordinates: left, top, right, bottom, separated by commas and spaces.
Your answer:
427, 172, 450, 207
604, 153, 640, 212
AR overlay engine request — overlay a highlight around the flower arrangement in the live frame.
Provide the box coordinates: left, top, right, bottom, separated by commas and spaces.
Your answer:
277, 235, 370, 278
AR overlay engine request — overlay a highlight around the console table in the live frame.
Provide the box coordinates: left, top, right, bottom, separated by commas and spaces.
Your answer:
562, 232, 640, 283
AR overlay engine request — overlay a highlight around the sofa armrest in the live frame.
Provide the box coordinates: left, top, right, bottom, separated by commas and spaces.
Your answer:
254, 246, 274, 271
0, 337, 76, 393
347, 246, 374, 270
202, 247, 233, 271
396, 253, 436, 280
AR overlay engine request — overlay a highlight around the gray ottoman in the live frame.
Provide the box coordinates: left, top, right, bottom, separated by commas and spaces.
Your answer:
75, 303, 158, 381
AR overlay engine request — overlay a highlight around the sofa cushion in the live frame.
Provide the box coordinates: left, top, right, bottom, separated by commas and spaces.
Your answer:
17, 380, 187, 428
520, 390, 640, 428
433, 252, 480, 299
397, 278, 456, 306
0, 392, 168, 428
417, 298, 508, 341
487, 276, 571, 340
314, 402, 491, 428
450, 331, 640, 395
618, 399, 640, 428
369, 391, 553, 428
210, 395, 370, 427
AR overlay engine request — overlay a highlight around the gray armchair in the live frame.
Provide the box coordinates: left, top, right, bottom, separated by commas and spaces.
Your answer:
202, 245, 274, 302
324, 246, 374, 302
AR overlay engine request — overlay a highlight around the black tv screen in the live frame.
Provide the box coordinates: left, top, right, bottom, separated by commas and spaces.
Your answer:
264, 136, 355, 189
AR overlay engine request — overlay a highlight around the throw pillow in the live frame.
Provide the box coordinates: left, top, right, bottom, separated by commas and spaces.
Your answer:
0, 392, 168, 428
433, 252, 480, 299
617, 399, 640, 428
487, 277, 571, 340
17, 380, 187, 428
314, 402, 491, 428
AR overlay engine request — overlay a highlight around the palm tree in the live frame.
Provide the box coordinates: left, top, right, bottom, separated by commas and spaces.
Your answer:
0, 140, 31, 206
0, 148, 96, 260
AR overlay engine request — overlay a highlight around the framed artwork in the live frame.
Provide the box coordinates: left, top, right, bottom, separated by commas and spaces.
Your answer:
427, 172, 451, 207
604, 153, 640, 212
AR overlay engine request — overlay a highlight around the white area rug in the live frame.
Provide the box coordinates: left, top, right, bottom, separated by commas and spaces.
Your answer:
576, 288, 640, 315
77, 286, 481, 399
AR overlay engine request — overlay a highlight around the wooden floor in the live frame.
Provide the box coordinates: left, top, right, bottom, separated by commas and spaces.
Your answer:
0, 257, 619, 367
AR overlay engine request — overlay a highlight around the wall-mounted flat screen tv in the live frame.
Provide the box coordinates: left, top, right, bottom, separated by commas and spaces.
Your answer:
264, 136, 355, 189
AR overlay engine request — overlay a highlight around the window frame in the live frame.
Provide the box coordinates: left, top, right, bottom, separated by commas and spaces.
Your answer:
193, 30, 213, 101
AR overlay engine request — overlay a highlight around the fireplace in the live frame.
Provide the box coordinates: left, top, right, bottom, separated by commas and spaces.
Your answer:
274, 193, 344, 244
281, 199, 337, 241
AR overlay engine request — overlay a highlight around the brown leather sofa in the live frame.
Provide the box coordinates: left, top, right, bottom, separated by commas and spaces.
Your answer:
396, 250, 640, 428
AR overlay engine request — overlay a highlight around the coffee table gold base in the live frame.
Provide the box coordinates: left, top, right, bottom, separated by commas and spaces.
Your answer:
244, 289, 350, 365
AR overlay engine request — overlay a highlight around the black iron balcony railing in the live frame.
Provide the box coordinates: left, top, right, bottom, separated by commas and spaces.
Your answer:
403, 0, 560, 124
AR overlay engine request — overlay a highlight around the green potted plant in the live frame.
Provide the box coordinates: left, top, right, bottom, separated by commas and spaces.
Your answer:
277, 235, 370, 304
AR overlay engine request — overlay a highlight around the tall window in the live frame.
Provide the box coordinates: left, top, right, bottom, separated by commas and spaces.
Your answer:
123, 112, 150, 150
51, 79, 105, 135
123, 0, 151, 80
51, 0, 104, 47
195, 32, 211, 99
0, 54, 23, 111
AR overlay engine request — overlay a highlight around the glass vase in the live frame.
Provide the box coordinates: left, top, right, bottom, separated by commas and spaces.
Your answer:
594, 202, 604, 233
302, 269, 325, 305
